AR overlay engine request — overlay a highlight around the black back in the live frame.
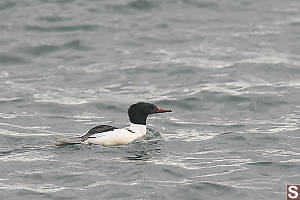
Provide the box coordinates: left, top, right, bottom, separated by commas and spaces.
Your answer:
80, 125, 117, 141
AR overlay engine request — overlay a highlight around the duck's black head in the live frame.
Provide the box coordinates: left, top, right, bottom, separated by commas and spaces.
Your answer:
128, 102, 172, 125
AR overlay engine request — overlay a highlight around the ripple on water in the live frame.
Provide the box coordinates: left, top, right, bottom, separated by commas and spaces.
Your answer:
0, 53, 30, 64
0, 182, 66, 193
122, 140, 165, 161
17, 40, 89, 56
164, 129, 220, 142
106, 0, 157, 12
0, 144, 55, 162
0, 1, 16, 11
0, 97, 24, 104
37, 16, 71, 23
33, 92, 90, 105
127, 0, 156, 10
24, 24, 98, 32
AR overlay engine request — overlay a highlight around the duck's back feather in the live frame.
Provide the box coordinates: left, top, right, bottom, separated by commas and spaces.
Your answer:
81, 125, 117, 140
56, 125, 117, 146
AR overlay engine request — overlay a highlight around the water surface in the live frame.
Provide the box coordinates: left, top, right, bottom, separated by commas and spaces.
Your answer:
1, 0, 300, 199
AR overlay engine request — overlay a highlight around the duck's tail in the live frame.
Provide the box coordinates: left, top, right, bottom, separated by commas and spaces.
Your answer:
54, 137, 83, 146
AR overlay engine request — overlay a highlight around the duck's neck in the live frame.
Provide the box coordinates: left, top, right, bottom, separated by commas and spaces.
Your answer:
129, 123, 147, 138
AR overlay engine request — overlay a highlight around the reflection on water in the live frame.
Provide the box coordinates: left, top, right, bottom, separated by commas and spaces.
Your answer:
123, 139, 165, 161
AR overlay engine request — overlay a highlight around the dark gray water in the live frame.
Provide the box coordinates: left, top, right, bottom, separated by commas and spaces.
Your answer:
1, 0, 300, 199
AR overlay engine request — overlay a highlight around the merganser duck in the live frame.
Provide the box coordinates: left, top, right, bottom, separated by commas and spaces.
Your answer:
57, 102, 172, 146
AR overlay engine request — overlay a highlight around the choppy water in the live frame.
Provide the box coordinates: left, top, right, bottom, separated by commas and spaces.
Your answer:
1, 0, 300, 199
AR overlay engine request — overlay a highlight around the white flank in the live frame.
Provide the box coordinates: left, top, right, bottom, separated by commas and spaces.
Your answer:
84, 123, 146, 146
